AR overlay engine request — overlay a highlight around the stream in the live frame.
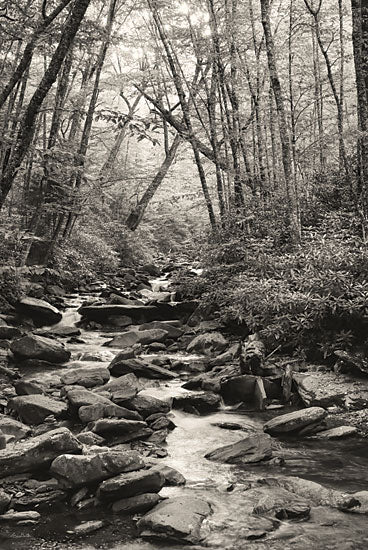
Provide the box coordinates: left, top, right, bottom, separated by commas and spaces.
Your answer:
2, 283, 368, 550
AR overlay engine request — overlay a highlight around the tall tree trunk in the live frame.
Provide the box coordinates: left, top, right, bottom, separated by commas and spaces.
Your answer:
351, 0, 368, 231
126, 133, 181, 230
0, 0, 73, 109
0, 0, 92, 211
260, 0, 301, 242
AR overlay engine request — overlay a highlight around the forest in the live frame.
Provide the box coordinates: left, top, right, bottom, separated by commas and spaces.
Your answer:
0, 0, 368, 548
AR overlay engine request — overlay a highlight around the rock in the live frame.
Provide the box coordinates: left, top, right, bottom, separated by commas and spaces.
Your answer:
0, 490, 11, 513
14, 379, 45, 396
150, 464, 186, 486
137, 496, 211, 545
148, 416, 175, 431
0, 326, 22, 340
239, 335, 265, 375
16, 297, 62, 326
8, 394, 68, 425
314, 426, 358, 439
46, 285, 65, 297
66, 388, 114, 409
173, 392, 221, 414
187, 332, 228, 355
106, 427, 153, 445
334, 349, 368, 375
142, 263, 161, 276
50, 450, 145, 487
79, 303, 197, 324
263, 407, 327, 435
60, 364, 110, 388
48, 326, 81, 338
100, 373, 140, 403
77, 350, 115, 362
11, 334, 70, 363
70, 520, 105, 535
0, 427, 82, 477
205, 433, 273, 464
0, 510, 41, 522
106, 329, 169, 348
139, 321, 183, 339
253, 487, 311, 520
97, 469, 165, 501
76, 432, 105, 446
91, 418, 147, 436
254, 377, 267, 411
112, 493, 160, 514
78, 403, 142, 423
0, 414, 31, 441
235, 515, 277, 540
293, 371, 368, 409
125, 394, 170, 418
109, 357, 175, 380
220, 374, 258, 402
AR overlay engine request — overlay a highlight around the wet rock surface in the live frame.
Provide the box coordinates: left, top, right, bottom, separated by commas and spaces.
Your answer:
0, 267, 368, 550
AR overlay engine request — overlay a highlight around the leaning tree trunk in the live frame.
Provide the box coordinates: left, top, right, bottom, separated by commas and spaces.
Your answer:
260, 0, 301, 243
0, 0, 92, 211
126, 133, 181, 231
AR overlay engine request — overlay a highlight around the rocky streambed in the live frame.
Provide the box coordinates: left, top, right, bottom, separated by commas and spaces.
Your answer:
0, 265, 368, 549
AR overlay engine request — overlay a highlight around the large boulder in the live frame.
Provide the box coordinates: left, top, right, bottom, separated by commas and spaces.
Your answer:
60, 364, 110, 388
65, 388, 114, 409
173, 392, 221, 415
8, 395, 68, 425
50, 450, 145, 488
79, 302, 197, 324
187, 332, 228, 355
11, 334, 70, 363
205, 433, 273, 464
253, 487, 311, 520
16, 297, 62, 326
106, 329, 169, 348
108, 357, 175, 380
97, 469, 164, 501
137, 496, 211, 545
263, 407, 328, 435
0, 427, 82, 478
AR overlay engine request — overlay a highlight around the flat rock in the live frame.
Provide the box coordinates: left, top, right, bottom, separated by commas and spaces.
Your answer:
16, 297, 62, 326
187, 332, 228, 355
78, 403, 142, 423
8, 394, 68, 425
314, 425, 358, 439
11, 334, 70, 363
61, 364, 110, 388
112, 492, 160, 514
137, 496, 211, 545
76, 432, 105, 446
79, 302, 197, 324
97, 469, 164, 501
109, 357, 175, 380
106, 329, 169, 348
50, 450, 145, 487
173, 392, 221, 414
0, 510, 41, 522
0, 427, 82, 477
263, 407, 327, 435
71, 520, 105, 535
91, 418, 147, 436
205, 433, 273, 464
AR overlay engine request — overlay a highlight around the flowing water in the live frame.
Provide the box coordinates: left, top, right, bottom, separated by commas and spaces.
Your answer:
2, 287, 368, 550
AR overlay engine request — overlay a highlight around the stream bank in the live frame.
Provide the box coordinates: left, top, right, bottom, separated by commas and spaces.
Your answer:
0, 264, 367, 549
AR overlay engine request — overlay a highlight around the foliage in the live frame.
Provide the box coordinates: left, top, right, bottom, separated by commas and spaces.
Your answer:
179, 212, 368, 361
